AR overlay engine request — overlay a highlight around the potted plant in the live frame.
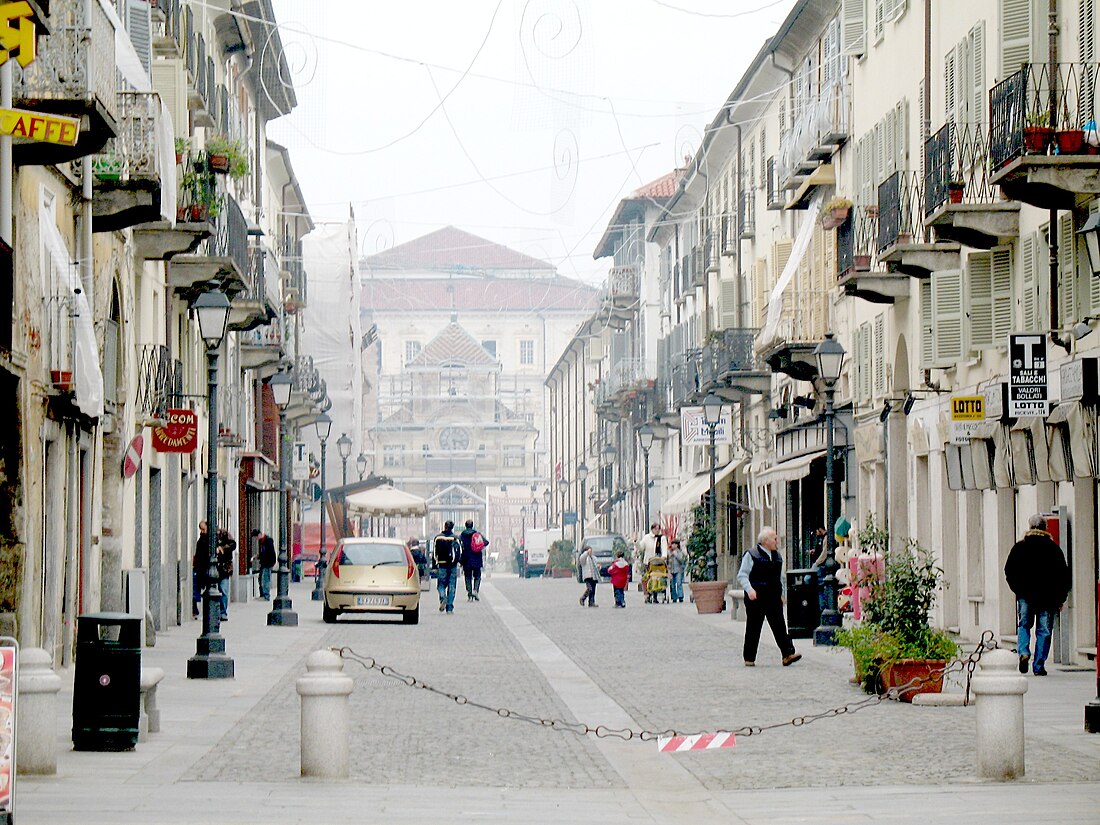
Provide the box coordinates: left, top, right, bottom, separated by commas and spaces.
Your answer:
821, 196, 852, 230
179, 167, 220, 223
91, 152, 123, 182
174, 137, 190, 164
1023, 111, 1053, 153
548, 539, 575, 578
946, 179, 965, 203
205, 134, 250, 179
1056, 125, 1086, 154
49, 369, 74, 392
686, 504, 727, 613
836, 517, 959, 701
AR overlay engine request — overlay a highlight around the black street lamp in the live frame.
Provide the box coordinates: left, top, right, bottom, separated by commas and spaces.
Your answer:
531, 496, 539, 529
520, 505, 527, 556
337, 432, 352, 535
311, 413, 332, 602
557, 477, 568, 543
267, 369, 298, 627
576, 462, 589, 549
356, 452, 368, 481
638, 424, 655, 530
187, 289, 234, 679
702, 393, 724, 582
542, 488, 552, 528
813, 332, 846, 647
602, 442, 616, 531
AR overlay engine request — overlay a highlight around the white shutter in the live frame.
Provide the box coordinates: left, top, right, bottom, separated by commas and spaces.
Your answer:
719, 278, 738, 329
895, 99, 908, 173
1079, 0, 1096, 124
1059, 213, 1079, 325
873, 313, 887, 397
874, 0, 886, 41
919, 278, 935, 368
967, 251, 994, 350
1021, 232, 1040, 332
970, 22, 986, 131
151, 58, 188, 138
933, 269, 964, 364
991, 246, 1015, 345
842, 0, 867, 56
753, 259, 768, 328
945, 45, 957, 123
1000, 0, 1035, 78
771, 239, 793, 282
126, 0, 153, 76
857, 322, 873, 403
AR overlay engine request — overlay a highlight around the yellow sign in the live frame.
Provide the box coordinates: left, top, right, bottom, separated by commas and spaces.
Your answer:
0, 108, 80, 146
0, 2, 35, 68
951, 395, 985, 421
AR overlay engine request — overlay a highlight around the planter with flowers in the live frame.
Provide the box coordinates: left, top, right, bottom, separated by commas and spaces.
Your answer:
205, 134, 250, 179
821, 196, 852, 230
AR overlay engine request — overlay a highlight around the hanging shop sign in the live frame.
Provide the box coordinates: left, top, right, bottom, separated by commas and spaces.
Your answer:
0, 108, 79, 146
950, 395, 985, 445
152, 409, 198, 453
0, 2, 36, 68
292, 441, 309, 481
1060, 358, 1099, 404
680, 406, 734, 446
1009, 334, 1049, 417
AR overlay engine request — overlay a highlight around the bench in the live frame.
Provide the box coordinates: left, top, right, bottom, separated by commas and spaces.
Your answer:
139, 667, 165, 741
728, 589, 746, 621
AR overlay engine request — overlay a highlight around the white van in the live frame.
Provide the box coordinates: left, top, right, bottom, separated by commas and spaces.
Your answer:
523, 528, 554, 578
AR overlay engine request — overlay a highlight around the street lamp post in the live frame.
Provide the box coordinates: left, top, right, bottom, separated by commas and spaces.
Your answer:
542, 488, 551, 528
813, 332, 846, 647
531, 496, 539, 529
267, 369, 298, 626
337, 432, 352, 535
520, 505, 527, 556
356, 452, 367, 481
602, 442, 616, 531
577, 462, 589, 549
187, 289, 234, 679
638, 424, 655, 532
702, 393, 724, 582
311, 413, 332, 602
557, 477, 568, 544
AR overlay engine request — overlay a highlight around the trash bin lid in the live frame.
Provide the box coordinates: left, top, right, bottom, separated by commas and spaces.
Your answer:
78, 612, 140, 623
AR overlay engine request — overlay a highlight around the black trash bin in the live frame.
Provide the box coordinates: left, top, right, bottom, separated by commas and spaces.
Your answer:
786, 569, 821, 639
72, 613, 141, 751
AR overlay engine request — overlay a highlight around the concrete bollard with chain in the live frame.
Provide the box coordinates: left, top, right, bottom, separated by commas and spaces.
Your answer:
971, 647, 1028, 780
16, 647, 63, 775
296, 649, 353, 778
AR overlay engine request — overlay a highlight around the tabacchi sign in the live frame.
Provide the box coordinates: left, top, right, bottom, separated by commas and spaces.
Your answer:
152, 408, 198, 453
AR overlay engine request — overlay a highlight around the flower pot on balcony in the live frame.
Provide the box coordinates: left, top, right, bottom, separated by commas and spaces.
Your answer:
1056, 129, 1086, 154
853, 254, 872, 271
947, 181, 964, 204
1023, 125, 1053, 153
208, 153, 230, 173
821, 206, 850, 230
50, 370, 73, 392
188, 204, 209, 222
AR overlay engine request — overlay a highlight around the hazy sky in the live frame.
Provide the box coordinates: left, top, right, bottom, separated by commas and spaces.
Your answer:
266, 0, 798, 285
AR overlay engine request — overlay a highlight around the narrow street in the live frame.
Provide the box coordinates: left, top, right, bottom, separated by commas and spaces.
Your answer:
17, 576, 1100, 824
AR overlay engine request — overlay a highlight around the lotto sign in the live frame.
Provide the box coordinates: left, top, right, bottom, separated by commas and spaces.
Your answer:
657, 732, 736, 753
0, 640, 16, 821
680, 406, 734, 446
152, 408, 198, 453
951, 396, 985, 421
292, 442, 309, 481
1008, 334, 1049, 417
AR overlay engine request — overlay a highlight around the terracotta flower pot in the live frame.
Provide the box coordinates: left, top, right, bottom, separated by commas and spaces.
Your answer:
821, 207, 850, 230
50, 370, 73, 392
947, 182, 964, 203
1056, 129, 1085, 154
208, 153, 230, 173
880, 659, 946, 702
689, 580, 728, 614
189, 204, 208, 222
853, 254, 871, 271
1023, 125, 1053, 153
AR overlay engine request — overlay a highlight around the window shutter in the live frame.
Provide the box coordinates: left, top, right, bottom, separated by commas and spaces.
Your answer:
859, 321, 873, 402
771, 239, 793, 282
933, 269, 964, 364
873, 313, 887, 397
126, 0, 153, 76
753, 258, 768, 327
1021, 233, 1038, 330
1059, 213, 1079, 325
991, 246, 1015, 345
842, 0, 866, 56
151, 58, 188, 138
874, 0, 886, 41
1000, 0, 1035, 78
919, 279, 935, 368
971, 22, 985, 131
968, 251, 994, 350
895, 98, 908, 172
719, 278, 738, 329
945, 44, 957, 123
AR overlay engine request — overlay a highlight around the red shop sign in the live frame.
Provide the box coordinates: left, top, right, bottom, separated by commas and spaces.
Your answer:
152, 408, 198, 453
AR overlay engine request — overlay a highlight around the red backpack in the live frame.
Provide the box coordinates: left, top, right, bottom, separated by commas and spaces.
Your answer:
470, 532, 487, 553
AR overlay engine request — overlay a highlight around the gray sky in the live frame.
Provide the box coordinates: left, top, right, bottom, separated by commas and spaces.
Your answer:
267, 0, 798, 285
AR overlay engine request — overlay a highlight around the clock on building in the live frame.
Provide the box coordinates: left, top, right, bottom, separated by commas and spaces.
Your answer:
438, 426, 470, 451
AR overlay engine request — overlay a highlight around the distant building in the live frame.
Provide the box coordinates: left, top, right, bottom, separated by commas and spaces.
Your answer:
360, 227, 597, 541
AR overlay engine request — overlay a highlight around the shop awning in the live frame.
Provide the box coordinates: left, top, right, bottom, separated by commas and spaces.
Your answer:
345, 485, 428, 517
661, 473, 713, 514
754, 449, 827, 485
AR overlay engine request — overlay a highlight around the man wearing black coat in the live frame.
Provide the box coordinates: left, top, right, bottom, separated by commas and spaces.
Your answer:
252, 529, 276, 600
1004, 514, 1071, 676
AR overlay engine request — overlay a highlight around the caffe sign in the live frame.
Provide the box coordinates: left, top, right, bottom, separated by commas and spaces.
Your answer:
152, 408, 198, 453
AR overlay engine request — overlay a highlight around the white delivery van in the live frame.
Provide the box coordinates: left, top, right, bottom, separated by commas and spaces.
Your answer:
523, 528, 554, 578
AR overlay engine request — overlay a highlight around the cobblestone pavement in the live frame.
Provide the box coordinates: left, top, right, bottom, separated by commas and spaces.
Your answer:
487, 576, 1100, 790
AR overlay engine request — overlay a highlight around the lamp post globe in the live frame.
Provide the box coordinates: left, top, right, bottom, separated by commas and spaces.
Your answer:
192, 288, 231, 348
813, 332, 846, 647
814, 332, 846, 385
356, 452, 368, 480
311, 413, 332, 602
267, 367, 298, 627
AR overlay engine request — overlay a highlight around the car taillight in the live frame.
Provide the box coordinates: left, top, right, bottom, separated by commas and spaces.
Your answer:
330, 549, 341, 578
403, 547, 415, 580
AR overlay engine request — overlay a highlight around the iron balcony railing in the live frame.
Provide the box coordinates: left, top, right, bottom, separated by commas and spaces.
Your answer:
766, 157, 784, 209
703, 328, 759, 384
607, 357, 646, 398
777, 79, 849, 185
153, 0, 184, 54
739, 190, 755, 237
607, 265, 639, 304
837, 206, 880, 276
89, 91, 162, 182
14, 0, 117, 122
670, 352, 701, 409
924, 121, 997, 216
240, 315, 283, 349
990, 63, 1100, 171
197, 194, 251, 286
877, 170, 928, 252
137, 344, 181, 420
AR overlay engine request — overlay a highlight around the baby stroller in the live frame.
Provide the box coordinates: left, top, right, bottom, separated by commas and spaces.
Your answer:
644, 556, 669, 603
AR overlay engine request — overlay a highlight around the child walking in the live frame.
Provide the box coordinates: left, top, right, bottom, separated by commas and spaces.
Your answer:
608, 549, 631, 608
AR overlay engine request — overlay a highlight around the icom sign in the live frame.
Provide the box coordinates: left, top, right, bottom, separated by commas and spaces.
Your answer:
152, 408, 198, 453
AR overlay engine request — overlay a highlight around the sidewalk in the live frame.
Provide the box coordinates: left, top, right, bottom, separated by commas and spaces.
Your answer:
13, 576, 1100, 824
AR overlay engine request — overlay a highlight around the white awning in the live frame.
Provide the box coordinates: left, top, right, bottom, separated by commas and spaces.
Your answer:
661, 473, 712, 514
754, 449, 827, 485
345, 485, 428, 517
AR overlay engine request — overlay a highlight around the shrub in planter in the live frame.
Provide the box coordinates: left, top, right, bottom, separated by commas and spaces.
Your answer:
821, 196, 852, 230
549, 539, 575, 577
686, 504, 726, 612
1023, 112, 1052, 153
205, 134, 250, 179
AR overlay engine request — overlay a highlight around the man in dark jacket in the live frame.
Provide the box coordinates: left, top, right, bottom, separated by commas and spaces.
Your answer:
433, 521, 460, 614
736, 526, 801, 668
459, 519, 489, 602
252, 529, 276, 600
1005, 514, 1071, 676
193, 521, 209, 618
215, 529, 236, 621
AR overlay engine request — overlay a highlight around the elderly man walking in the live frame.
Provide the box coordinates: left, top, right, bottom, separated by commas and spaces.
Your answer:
737, 526, 801, 667
1005, 513, 1071, 676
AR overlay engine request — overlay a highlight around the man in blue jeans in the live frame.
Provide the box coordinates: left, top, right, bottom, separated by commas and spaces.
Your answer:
1004, 514, 1071, 676
433, 521, 460, 614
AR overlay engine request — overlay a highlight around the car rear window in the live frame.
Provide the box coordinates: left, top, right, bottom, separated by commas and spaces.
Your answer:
337, 542, 406, 566
587, 536, 627, 555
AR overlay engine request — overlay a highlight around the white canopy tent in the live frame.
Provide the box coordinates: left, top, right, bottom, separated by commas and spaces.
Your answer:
345, 485, 428, 517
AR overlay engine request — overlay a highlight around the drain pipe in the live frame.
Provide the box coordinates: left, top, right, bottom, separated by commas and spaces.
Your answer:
923, 0, 931, 147
80, 0, 93, 319
1048, 0, 1070, 351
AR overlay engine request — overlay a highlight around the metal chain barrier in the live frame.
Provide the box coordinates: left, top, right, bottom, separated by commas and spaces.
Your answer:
336, 632, 998, 745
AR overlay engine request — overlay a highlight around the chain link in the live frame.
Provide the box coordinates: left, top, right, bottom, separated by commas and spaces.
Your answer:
336, 632, 997, 745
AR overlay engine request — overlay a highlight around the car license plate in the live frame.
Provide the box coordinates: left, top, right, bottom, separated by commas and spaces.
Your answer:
356, 595, 391, 606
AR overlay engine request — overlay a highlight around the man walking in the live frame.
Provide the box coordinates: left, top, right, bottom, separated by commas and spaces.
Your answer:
252, 528, 276, 600
578, 543, 599, 607
667, 539, 687, 603
737, 527, 801, 667
192, 521, 209, 618
433, 521, 460, 614
459, 519, 489, 601
1005, 514, 1071, 676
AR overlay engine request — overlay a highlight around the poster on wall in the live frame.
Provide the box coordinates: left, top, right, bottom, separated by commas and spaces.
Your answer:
680, 406, 734, 446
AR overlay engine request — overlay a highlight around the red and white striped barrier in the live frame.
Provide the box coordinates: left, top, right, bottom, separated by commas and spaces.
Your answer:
657, 732, 736, 753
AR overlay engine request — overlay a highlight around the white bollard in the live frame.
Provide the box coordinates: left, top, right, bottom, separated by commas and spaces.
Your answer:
16, 647, 63, 775
971, 647, 1029, 780
296, 649, 353, 778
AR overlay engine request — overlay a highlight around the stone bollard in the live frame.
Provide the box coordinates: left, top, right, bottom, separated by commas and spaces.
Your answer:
971, 647, 1029, 780
16, 648, 63, 775
296, 649, 353, 778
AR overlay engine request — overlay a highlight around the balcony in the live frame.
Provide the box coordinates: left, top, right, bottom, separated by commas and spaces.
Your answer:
240, 316, 283, 374
670, 352, 702, 410
699, 328, 769, 397
757, 291, 831, 382
168, 193, 251, 301
836, 206, 907, 303
876, 171, 960, 277
90, 92, 170, 232
600, 265, 639, 327
136, 344, 181, 423
12, 0, 117, 166
228, 246, 279, 332
923, 122, 1019, 249
778, 79, 848, 207
739, 191, 755, 239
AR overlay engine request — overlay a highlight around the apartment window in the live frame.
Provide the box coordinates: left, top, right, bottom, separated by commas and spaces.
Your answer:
482, 339, 497, 357
519, 339, 535, 365
503, 446, 525, 468
404, 340, 421, 363
382, 445, 402, 467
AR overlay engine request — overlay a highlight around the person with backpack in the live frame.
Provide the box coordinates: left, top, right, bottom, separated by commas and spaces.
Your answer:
459, 519, 489, 601
433, 521, 461, 613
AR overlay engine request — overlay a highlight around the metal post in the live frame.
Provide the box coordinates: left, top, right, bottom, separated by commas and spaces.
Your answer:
1086, 574, 1100, 732
580, 478, 586, 549
187, 351, 234, 678
814, 384, 840, 646
560, 491, 566, 544
268, 409, 298, 626
707, 423, 718, 582
642, 447, 651, 535
341, 455, 349, 536
311, 438, 327, 601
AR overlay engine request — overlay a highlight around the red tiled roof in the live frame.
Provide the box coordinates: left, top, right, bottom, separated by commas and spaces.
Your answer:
593, 168, 685, 259
361, 277, 598, 313
361, 226, 556, 272
408, 322, 498, 368
629, 169, 682, 201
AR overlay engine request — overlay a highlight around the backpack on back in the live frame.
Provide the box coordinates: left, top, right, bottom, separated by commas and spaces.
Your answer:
470, 532, 487, 553
434, 535, 457, 566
